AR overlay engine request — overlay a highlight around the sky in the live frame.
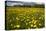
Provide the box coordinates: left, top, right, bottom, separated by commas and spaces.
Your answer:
6, 1, 44, 6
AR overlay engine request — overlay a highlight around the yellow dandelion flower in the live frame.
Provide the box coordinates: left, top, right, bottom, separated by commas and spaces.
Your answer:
39, 23, 42, 26
39, 17, 41, 19
31, 24, 33, 27
11, 24, 13, 26
16, 17, 19, 20
26, 19, 30, 21
29, 21, 31, 23
26, 23, 28, 25
33, 25, 37, 27
16, 25, 20, 28
32, 19, 34, 23
34, 21, 37, 24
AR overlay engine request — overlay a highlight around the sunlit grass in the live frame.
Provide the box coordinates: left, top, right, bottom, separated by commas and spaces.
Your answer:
5, 7, 45, 30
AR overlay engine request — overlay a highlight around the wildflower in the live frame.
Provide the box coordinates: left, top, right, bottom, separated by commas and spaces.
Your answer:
16, 17, 20, 20
16, 25, 20, 28
33, 25, 37, 27
31, 24, 33, 27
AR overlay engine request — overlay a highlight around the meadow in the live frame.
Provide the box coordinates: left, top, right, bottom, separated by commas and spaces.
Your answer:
5, 6, 45, 30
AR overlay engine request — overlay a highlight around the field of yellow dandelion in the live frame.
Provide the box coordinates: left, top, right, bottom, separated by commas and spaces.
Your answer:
5, 6, 45, 30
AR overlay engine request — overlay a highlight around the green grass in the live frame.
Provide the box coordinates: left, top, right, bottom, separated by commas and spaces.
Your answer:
5, 6, 45, 30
